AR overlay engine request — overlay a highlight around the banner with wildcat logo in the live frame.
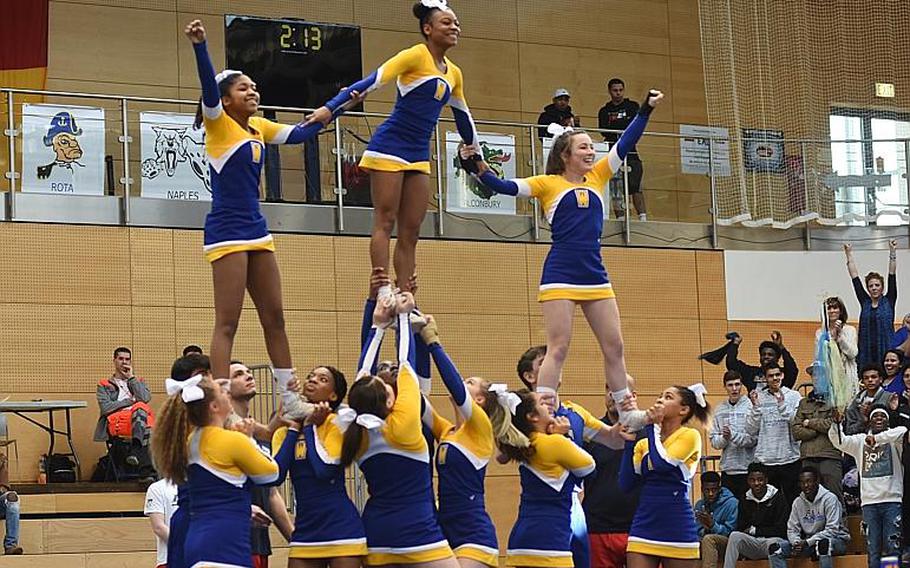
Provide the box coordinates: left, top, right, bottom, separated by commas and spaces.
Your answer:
445, 131, 516, 215
21, 103, 105, 195
139, 111, 211, 201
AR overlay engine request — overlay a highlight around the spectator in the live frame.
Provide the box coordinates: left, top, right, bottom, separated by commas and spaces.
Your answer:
583, 378, 642, 568
723, 462, 789, 568
746, 363, 802, 505
790, 387, 843, 504
182, 344, 204, 357
0, 454, 21, 555
892, 313, 910, 355
829, 406, 906, 568
710, 371, 756, 500
844, 364, 892, 435
694, 471, 738, 568
598, 77, 647, 221
699, 331, 799, 391
226, 361, 294, 566
537, 88, 579, 139
844, 241, 898, 368
93, 347, 155, 475
816, 296, 859, 393
517, 345, 546, 390
886, 365, 910, 565
145, 478, 178, 568
881, 349, 905, 394
774, 466, 848, 568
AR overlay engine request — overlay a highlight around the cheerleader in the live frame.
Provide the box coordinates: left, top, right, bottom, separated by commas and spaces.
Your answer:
185, 20, 357, 392
499, 390, 602, 568
618, 384, 710, 568
151, 354, 280, 568
467, 91, 665, 429
338, 293, 459, 567
271, 366, 367, 568
417, 315, 527, 568
307, 1, 478, 296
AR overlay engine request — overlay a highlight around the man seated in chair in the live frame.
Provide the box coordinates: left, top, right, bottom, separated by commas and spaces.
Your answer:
0, 454, 22, 555
93, 347, 155, 477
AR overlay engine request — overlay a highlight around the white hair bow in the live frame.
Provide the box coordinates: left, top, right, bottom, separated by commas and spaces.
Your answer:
547, 123, 573, 137
420, 0, 449, 9
687, 383, 708, 408
165, 374, 205, 403
334, 407, 384, 433
489, 383, 521, 415
215, 69, 242, 84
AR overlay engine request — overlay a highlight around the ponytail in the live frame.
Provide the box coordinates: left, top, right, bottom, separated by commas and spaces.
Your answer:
674, 385, 712, 426
151, 395, 192, 483
150, 354, 214, 483
340, 423, 367, 468
339, 375, 390, 468
496, 389, 537, 463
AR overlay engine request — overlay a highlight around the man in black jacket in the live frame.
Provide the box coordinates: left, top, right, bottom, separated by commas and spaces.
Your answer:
537, 88, 579, 139
700, 331, 799, 391
723, 463, 790, 568
598, 78, 647, 220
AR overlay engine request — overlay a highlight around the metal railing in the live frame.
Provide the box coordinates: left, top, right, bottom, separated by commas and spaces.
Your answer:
3, 87, 910, 251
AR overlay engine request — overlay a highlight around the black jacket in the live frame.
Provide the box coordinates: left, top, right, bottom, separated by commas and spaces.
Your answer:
736, 485, 789, 538
537, 103, 579, 138
582, 415, 642, 533
725, 342, 799, 391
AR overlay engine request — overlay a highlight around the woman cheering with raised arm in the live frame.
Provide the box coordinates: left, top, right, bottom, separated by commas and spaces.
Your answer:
307, 1, 478, 297
467, 90, 664, 428
844, 240, 898, 368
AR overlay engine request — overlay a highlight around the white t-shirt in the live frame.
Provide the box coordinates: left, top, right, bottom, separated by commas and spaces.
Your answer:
111, 377, 132, 402
144, 479, 179, 566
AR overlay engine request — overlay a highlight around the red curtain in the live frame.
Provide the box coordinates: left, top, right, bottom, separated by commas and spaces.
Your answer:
0, 0, 49, 90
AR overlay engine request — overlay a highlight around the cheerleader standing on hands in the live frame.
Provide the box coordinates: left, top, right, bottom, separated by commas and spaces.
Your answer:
466, 91, 664, 428
307, 0, 478, 297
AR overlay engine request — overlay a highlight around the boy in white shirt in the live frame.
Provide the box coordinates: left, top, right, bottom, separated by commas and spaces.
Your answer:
829, 405, 906, 568
144, 479, 179, 568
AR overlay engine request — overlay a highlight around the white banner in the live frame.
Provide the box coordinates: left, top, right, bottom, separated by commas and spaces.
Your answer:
446, 131, 516, 215
21, 104, 105, 195
139, 112, 211, 201
542, 137, 612, 219
679, 124, 731, 176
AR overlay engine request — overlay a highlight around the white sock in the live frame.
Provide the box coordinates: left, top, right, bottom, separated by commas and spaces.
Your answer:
378, 284, 393, 300
611, 387, 631, 403
274, 368, 293, 391
639, 213, 647, 221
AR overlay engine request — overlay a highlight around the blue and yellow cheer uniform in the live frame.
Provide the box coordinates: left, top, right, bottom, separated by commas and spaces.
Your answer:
506, 432, 596, 567
272, 420, 368, 559
191, 41, 330, 263
325, 43, 477, 174
421, 341, 499, 567
183, 426, 280, 568
166, 484, 189, 568
351, 313, 453, 565
477, 109, 653, 302
619, 423, 702, 560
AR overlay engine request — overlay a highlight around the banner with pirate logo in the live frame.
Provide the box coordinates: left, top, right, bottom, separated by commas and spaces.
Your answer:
446, 131, 516, 215
139, 111, 211, 201
21, 103, 105, 195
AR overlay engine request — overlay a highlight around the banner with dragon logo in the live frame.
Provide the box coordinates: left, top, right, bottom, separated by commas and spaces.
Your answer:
446, 131, 516, 215
21, 103, 105, 195
139, 111, 211, 201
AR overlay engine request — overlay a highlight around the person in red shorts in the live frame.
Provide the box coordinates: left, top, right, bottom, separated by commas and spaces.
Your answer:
583, 378, 642, 568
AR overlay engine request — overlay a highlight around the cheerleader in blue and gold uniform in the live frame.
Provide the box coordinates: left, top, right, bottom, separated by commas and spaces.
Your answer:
308, 1, 478, 297
185, 20, 354, 389
338, 293, 459, 568
417, 316, 528, 568
618, 384, 710, 568
271, 365, 367, 568
469, 92, 665, 430
151, 353, 280, 568
498, 390, 600, 568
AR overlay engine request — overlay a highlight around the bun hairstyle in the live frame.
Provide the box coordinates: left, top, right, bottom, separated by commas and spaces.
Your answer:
193, 72, 243, 129
673, 385, 711, 426
413, 2, 441, 38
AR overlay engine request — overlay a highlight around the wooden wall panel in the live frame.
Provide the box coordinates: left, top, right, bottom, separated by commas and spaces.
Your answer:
176, 0, 355, 21
696, 250, 727, 320
48, 3, 179, 87
129, 228, 175, 307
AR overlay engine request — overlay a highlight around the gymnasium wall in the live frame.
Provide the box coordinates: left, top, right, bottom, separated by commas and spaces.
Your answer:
32, 0, 711, 221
